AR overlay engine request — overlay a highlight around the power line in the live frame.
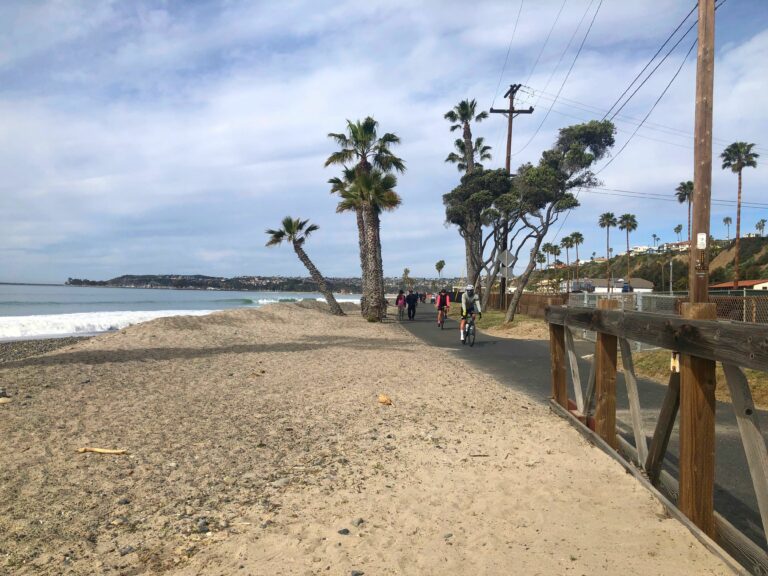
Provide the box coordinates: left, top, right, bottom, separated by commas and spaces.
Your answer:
588, 187, 768, 209
489, 0, 525, 110
602, 3, 697, 120
512, 0, 603, 157
523, 0, 568, 86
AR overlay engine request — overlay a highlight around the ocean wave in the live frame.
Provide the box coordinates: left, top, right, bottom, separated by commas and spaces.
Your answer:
0, 310, 215, 341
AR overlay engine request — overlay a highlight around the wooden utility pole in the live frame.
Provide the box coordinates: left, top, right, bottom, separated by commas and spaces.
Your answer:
490, 84, 534, 303
680, 0, 717, 538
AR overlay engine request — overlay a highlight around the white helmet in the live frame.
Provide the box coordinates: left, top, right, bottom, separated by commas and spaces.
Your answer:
465, 284, 474, 291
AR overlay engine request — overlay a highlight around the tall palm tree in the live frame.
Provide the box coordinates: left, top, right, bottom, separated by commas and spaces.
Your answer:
569, 232, 584, 286
435, 260, 446, 279
444, 99, 489, 174
721, 142, 759, 288
536, 252, 546, 271
445, 137, 492, 171
599, 212, 617, 292
652, 233, 659, 247
541, 243, 555, 288
723, 216, 732, 240
674, 224, 683, 242
618, 214, 638, 286
326, 117, 405, 320
265, 217, 344, 316
560, 236, 574, 292
757, 219, 767, 238
675, 180, 693, 247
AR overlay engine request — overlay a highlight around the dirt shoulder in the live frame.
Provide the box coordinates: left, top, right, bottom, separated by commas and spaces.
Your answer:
0, 304, 732, 575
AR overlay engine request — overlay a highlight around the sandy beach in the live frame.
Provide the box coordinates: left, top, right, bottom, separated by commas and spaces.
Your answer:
0, 303, 733, 575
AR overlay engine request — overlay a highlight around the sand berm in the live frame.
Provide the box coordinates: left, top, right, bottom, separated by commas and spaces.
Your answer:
0, 302, 732, 575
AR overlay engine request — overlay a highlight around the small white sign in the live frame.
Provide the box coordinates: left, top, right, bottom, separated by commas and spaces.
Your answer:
497, 249, 513, 266
697, 233, 707, 249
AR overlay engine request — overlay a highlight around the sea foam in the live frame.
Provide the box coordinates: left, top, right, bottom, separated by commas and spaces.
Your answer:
0, 310, 215, 341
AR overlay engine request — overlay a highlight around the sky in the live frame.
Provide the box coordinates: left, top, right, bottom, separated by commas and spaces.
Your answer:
1, 0, 767, 284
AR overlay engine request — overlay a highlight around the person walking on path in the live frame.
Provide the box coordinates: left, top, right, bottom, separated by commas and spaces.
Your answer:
405, 289, 419, 320
395, 290, 406, 320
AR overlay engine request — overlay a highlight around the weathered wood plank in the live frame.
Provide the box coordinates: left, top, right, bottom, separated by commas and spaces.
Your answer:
645, 371, 680, 487
595, 299, 619, 449
549, 323, 567, 408
584, 355, 596, 418
723, 363, 768, 549
545, 306, 768, 373
549, 399, 746, 575
619, 337, 649, 467
565, 327, 584, 414
679, 302, 717, 538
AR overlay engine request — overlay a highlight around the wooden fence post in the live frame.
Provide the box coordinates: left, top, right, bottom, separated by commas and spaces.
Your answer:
679, 302, 717, 537
595, 298, 619, 449
549, 322, 567, 408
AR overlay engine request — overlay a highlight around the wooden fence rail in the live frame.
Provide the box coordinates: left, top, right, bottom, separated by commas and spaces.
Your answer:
546, 303, 768, 574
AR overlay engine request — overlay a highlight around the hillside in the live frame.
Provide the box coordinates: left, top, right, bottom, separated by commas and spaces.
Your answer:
534, 236, 768, 291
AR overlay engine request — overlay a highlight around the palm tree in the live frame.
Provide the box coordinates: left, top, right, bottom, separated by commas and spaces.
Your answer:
444, 99, 489, 175
723, 216, 732, 240
560, 237, 574, 292
652, 233, 659, 247
618, 214, 638, 286
326, 117, 405, 320
402, 267, 411, 288
757, 219, 767, 238
435, 260, 446, 279
265, 217, 344, 316
599, 212, 617, 292
721, 142, 759, 288
541, 243, 555, 288
536, 252, 546, 271
675, 180, 693, 246
674, 224, 683, 242
445, 137, 492, 171
569, 231, 584, 286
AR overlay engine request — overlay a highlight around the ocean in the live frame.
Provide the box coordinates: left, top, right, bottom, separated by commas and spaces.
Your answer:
0, 284, 361, 341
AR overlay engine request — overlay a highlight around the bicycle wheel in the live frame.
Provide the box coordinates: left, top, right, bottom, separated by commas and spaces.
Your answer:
468, 323, 476, 347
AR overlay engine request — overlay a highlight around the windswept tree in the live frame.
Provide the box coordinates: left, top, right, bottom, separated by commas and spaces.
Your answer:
325, 117, 405, 320
569, 231, 584, 285
599, 212, 617, 292
445, 137, 492, 172
265, 217, 344, 316
560, 236, 574, 292
674, 224, 683, 242
435, 260, 446, 279
504, 120, 616, 322
618, 213, 638, 286
675, 180, 693, 246
721, 141, 759, 288
723, 216, 732, 240
444, 99, 489, 175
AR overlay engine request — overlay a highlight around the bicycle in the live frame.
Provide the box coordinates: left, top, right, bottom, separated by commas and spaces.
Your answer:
437, 307, 449, 329
462, 313, 477, 347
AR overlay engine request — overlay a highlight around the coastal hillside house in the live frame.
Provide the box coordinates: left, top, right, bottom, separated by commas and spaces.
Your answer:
710, 279, 768, 291
659, 241, 690, 253
630, 245, 652, 255
585, 278, 654, 294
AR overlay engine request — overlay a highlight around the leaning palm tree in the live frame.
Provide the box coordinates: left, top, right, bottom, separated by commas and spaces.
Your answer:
757, 219, 767, 238
723, 216, 732, 240
599, 212, 617, 292
560, 236, 574, 292
569, 231, 584, 285
444, 99, 489, 174
326, 117, 405, 320
618, 214, 638, 286
721, 142, 759, 288
445, 137, 492, 171
265, 217, 344, 316
435, 260, 446, 279
675, 180, 693, 247
674, 224, 683, 242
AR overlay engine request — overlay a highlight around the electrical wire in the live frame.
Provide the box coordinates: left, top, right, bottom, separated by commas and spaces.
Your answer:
523, 0, 568, 87
489, 0, 525, 110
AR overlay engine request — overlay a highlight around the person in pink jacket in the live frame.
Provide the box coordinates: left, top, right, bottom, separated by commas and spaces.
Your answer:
435, 288, 450, 328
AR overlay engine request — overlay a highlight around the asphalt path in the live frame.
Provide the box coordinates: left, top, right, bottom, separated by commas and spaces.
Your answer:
398, 304, 767, 551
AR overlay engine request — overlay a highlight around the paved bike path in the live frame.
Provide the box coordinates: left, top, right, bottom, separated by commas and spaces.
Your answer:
397, 305, 767, 551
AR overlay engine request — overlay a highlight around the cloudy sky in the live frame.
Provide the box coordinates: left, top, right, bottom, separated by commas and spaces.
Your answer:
1, 0, 766, 283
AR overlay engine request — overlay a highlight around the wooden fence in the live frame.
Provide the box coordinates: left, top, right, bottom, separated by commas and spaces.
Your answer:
546, 300, 768, 574
486, 292, 567, 317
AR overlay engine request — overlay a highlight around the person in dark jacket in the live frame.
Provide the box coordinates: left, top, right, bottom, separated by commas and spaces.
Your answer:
405, 289, 418, 320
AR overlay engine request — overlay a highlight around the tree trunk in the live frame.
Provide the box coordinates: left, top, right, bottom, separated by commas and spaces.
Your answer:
362, 203, 384, 321
734, 169, 742, 288
463, 121, 475, 174
626, 230, 631, 284
565, 247, 570, 293
292, 244, 345, 316
575, 245, 580, 286
606, 228, 611, 293
687, 199, 691, 247
371, 208, 387, 317
355, 208, 369, 317
505, 236, 546, 323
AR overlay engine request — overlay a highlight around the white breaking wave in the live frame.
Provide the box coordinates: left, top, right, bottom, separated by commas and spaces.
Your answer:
0, 310, 215, 341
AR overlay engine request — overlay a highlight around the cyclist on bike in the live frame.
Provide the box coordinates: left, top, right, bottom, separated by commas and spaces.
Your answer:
435, 288, 451, 327
460, 284, 482, 342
